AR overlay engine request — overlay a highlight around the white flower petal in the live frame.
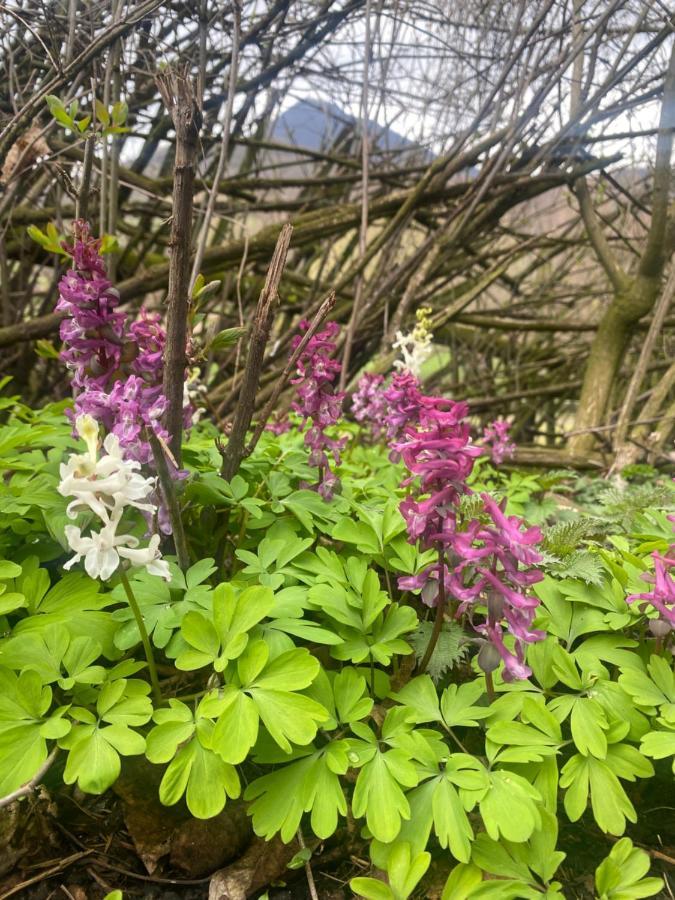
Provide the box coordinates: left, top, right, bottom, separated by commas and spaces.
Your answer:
146, 557, 171, 581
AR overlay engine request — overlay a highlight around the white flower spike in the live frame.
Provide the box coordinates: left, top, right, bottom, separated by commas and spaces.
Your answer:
59, 416, 171, 581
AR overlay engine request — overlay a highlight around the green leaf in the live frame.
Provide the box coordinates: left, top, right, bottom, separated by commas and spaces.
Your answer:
442, 863, 483, 900
246, 744, 349, 841
441, 681, 491, 728
211, 688, 259, 764
176, 583, 274, 670
62, 727, 125, 794
352, 748, 418, 843
391, 675, 441, 722
432, 775, 474, 863
478, 770, 542, 842
0, 668, 69, 795
561, 754, 637, 835
0, 560, 22, 579
111, 99, 128, 126
350, 878, 394, 900
595, 837, 663, 899
408, 620, 466, 681
640, 729, 675, 763
251, 689, 328, 753
287, 847, 312, 870
94, 99, 110, 126
619, 655, 674, 711
159, 736, 240, 819
45, 94, 74, 128
570, 697, 608, 758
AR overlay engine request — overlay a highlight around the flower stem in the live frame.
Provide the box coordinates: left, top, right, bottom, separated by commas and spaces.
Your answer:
120, 569, 162, 706
418, 546, 446, 675
485, 671, 495, 703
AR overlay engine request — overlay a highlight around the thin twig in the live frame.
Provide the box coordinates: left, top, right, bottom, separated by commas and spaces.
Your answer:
0, 851, 93, 900
75, 134, 94, 222
245, 289, 336, 457
296, 829, 319, 900
339, 0, 371, 388
219, 223, 293, 479
0, 748, 58, 810
189, 0, 241, 292
147, 430, 190, 571
612, 266, 675, 464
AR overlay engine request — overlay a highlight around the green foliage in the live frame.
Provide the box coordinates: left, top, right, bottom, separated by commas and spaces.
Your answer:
351, 842, 431, 899
595, 838, 663, 899
45, 93, 128, 136
0, 394, 671, 896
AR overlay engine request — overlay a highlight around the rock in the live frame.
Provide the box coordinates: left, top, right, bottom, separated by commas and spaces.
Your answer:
114, 759, 253, 878
170, 801, 252, 877
208, 835, 300, 900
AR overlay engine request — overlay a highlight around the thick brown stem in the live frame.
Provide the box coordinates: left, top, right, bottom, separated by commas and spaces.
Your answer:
219, 224, 293, 480
569, 306, 631, 454
157, 71, 201, 465
612, 267, 675, 464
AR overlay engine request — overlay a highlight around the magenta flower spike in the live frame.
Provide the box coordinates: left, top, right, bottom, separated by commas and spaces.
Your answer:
394, 383, 544, 682
628, 550, 675, 629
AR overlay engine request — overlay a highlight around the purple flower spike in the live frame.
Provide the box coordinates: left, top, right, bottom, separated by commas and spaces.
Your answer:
351, 372, 387, 441
290, 320, 346, 500
56, 221, 194, 531
482, 419, 516, 464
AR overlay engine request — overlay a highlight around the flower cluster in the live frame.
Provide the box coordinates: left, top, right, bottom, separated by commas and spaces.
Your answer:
394, 397, 481, 549
392, 306, 433, 378
291, 321, 346, 500
382, 371, 424, 452
351, 372, 387, 441
482, 419, 516, 464
58, 415, 170, 582
451, 495, 544, 681
56, 221, 191, 467
627, 514, 675, 635
396, 386, 544, 681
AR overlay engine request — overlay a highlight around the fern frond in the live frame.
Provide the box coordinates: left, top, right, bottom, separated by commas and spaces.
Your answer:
409, 621, 466, 683
546, 550, 605, 586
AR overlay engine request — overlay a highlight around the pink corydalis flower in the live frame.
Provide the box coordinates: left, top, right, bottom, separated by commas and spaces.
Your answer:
291, 320, 346, 500
628, 551, 675, 630
482, 419, 516, 464
393, 398, 481, 548
395, 383, 543, 682
382, 371, 424, 448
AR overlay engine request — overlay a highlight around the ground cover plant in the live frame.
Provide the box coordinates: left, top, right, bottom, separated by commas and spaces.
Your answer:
0, 224, 673, 898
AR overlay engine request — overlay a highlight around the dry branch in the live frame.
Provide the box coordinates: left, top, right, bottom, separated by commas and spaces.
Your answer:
157, 70, 202, 464
219, 224, 293, 480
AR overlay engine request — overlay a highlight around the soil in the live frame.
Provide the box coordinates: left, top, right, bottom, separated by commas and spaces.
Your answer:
1, 767, 672, 900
